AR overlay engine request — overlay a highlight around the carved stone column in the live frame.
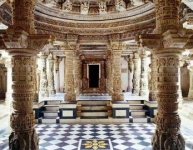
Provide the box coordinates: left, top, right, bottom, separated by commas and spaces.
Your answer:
65, 50, 76, 101
106, 55, 113, 95
54, 56, 62, 93
47, 53, 56, 96
136, 0, 191, 149
149, 54, 157, 101
188, 66, 193, 99
127, 55, 133, 92
152, 52, 185, 149
132, 52, 140, 95
73, 56, 81, 96
112, 50, 123, 101
139, 51, 149, 98
63, 57, 66, 92
5, 60, 12, 102
39, 54, 48, 97
0, 0, 51, 149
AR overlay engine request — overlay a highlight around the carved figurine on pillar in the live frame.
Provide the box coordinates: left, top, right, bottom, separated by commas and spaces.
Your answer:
0, 0, 52, 149
136, 0, 193, 149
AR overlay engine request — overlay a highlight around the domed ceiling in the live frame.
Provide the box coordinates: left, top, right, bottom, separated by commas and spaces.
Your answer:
42, 0, 149, 15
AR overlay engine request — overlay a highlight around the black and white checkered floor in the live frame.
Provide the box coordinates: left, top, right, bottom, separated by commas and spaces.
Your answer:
0, 123, 193, 150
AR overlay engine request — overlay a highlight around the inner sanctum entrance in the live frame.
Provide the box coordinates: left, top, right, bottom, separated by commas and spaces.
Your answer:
89, 64, 99, 88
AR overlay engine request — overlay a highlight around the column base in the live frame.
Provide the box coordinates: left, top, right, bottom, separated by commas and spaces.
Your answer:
49, 90, 56, 96
188, 91, 193, 99
112, 93, 124, 101
65, 93, 76, 101
140, 90, 149, 99
132, 89, 140, 95
9, 128, 39, 150
152, 130, 185, 150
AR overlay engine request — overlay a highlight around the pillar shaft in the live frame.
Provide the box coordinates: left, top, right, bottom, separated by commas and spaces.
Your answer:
9, 56, 38, 150
39, 55, 48, 97
127, 55, 133, 92
106, 56, 113, 95
12, 0, 37, 34
73, 56, 81, 96
154, 0, 181, 34
47, 53, 56, 96
152, 52, 185, 150
112, 50, 123, 101
188, 66, 193, 98
139, 52, 149, 98
149, 54, 157, 101
65, 50, 76, 101
132, 52, 140, 95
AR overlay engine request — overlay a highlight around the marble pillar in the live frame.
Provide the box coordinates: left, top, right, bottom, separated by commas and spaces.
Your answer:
0, 0, 52, 149
127, 55, 133, 92
9, 56, 39, 150
188, 66, 193, 99
132, 52, 140, 95
139, 51, 149, 98
65, 50, 76, 101
5, 60, 12, 102
47, 53, 56, 96
149, 54, 157, 101
136, 0, 187, 149
73, 56, 81, 96
106, 56, 113, 95
54, 56, 62, 93
39, 54, 48, 97
152, 52, 185, 149
63, 57, 66, 93
112, 50, 123, 101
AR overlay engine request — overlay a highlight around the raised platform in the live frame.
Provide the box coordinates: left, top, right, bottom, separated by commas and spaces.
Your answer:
34, 92, 157, 124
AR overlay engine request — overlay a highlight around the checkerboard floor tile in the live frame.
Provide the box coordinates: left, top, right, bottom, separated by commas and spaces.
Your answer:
0, 123, 193, 150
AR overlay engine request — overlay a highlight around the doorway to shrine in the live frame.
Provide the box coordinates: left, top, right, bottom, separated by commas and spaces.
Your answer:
89, 64, 99, 88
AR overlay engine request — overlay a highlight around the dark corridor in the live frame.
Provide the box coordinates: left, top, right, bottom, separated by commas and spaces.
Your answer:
89, 65, 99, 88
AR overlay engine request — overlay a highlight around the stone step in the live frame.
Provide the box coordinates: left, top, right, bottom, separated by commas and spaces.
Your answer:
81, 110, 108, 117
81, 116, 108, 119
44, 105, 59, 111
127, 100, 142, 104
46, 100, 61, 105
77, 101, 110, 106
130, 110, 147, 116
42, 111, 59, 117
129, 104, 144, 110
39, 117, 60, 124
79, 105, 108, 111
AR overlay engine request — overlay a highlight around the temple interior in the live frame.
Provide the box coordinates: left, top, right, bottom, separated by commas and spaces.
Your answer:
0, 0, 193, 150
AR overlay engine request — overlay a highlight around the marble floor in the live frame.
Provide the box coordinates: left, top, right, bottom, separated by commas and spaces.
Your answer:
0, 123, 193, 150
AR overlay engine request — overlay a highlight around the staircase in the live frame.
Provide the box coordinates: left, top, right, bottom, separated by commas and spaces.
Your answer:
128, 100, 150, 123
77, 100, 111, 119
38, 100, 60, 124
